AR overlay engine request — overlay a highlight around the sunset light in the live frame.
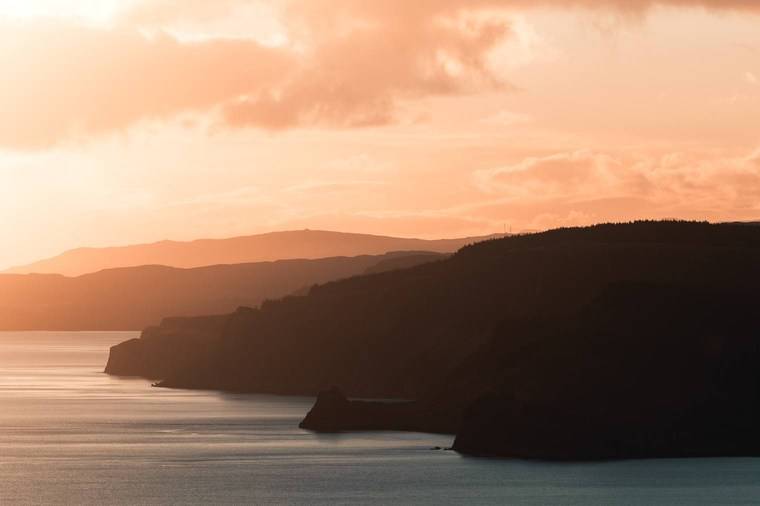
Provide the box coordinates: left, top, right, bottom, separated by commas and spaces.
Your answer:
0, 0, 127, 22
3, 2, 760, 504
1, 2, 759, 270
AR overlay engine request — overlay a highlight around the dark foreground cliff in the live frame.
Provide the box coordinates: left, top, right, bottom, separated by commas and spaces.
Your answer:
106, 221, 760, 459
449, 282, 760, 459
300, 282, 760, 459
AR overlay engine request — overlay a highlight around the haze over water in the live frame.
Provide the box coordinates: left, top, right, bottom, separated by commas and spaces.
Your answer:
1, 331, 759, 505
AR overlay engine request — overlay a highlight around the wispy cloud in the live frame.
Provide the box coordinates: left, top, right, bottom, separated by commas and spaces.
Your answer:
474, 148, 760, 214
0, 1, 517, 149
5, 0, 760, 149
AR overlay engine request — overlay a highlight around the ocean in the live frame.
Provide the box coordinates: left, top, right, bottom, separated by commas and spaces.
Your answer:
2, 331, 759, 505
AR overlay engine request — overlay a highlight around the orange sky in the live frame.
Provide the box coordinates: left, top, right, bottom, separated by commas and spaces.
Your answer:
1, 0, 759, 269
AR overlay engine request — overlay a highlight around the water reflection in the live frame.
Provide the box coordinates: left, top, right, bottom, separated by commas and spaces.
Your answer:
2, 331, 760, 506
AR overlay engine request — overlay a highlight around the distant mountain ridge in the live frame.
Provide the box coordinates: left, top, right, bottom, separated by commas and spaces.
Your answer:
6, 230, 502, 277
0, 251, 444, 331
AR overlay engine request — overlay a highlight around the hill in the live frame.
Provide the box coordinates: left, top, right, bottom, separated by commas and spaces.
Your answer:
0, 251, 444, 331
105, 221, 760, 459
447, 282, 760, 458
6, 230, 498, 276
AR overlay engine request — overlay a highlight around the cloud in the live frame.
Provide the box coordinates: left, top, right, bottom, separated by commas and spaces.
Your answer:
512, 0, 760, 12
0, 1, 516, 149
3, 0, 760, 149
0, 20, 292, 148
120, 0, 760, 23
220, 1, 515, 130
119, 0, 245, 26
474, 150, 632, 198
474, 148, 760, 216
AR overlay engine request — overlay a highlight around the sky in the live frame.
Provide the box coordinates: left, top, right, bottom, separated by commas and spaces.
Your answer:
1, 0, 759, 269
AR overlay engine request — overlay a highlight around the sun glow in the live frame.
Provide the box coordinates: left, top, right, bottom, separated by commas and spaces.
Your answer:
0, 0, 131, 23
1, 1, 760, 271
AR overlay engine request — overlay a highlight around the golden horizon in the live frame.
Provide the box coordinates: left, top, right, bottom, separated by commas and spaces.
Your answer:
1, 0, 759, 268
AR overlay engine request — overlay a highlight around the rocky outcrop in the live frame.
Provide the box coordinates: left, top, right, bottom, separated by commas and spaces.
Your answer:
104, 313, 229, 378
297, 387, 409, 432
299, 387, 454, 434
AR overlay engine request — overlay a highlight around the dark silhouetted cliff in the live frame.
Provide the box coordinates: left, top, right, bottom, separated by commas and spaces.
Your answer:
105, 313, 229, 378
106, 222, 760, 459
448, 283, 760, 458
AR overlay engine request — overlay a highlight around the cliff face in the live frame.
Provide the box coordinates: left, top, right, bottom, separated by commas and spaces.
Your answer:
450, 283, 760, 459
299, 282, 760, 459
150, 222, 760, 398
104, 222, 760, 459
104, 314, 229, 378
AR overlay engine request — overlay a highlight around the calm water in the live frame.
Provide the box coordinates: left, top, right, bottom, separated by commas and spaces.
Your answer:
2, 332, 760, 505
